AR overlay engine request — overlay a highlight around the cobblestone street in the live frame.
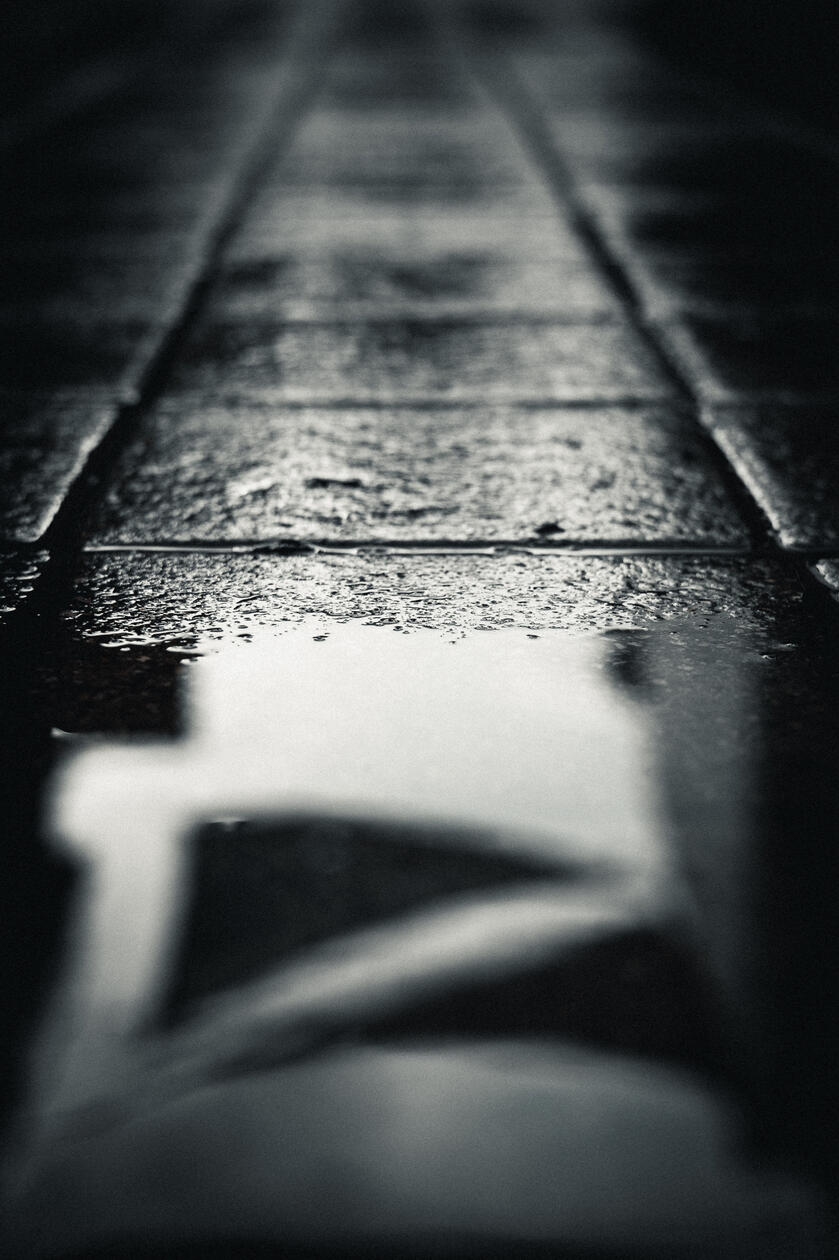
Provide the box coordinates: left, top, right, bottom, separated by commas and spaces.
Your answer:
2, 1, 839, 1255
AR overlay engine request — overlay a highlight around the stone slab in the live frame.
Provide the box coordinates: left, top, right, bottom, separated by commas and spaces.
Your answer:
207, 256, 621, 321
266, 108, 539, 185
171, 319, 674, 403
707, 405, 839, 549
65, 552, 796, 647
0, 391, 119, 542
226, 192, 588, 262
88, 400, 748, 546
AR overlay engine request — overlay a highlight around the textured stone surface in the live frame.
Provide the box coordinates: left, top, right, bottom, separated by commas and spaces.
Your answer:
89, 400, 748, 545
707, 405, 839, 549
172, 319, 673, 402
0, 550, 46, 630
319, 55, 476, 108
657, 317, 839, 404
266, 108, 538, 185
64, 553, 797, 648
208, 255, 620, 321
0, 391, 118, 542
227, 190, 588, 262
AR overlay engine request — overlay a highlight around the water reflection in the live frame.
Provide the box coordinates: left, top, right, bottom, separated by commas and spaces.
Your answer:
3, 617, 837, 1256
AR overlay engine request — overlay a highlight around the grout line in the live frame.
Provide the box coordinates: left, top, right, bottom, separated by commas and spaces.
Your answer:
80, 541, 758, 557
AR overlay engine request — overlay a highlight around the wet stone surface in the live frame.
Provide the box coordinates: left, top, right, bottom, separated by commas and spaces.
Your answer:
60, 552, 801, 648
0, 550, 47, 629
706, 405, 839, 550
5, 0, 839, 1254
171, 319, 674, 403
207, 255, 621, 321
226, 192, 589, 263
88, 400, 748, 545
265, 108, 539, 186
0, 391, 118, 542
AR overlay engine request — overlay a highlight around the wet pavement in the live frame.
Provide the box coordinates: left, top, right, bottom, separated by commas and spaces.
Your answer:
3, 1, 839, 1256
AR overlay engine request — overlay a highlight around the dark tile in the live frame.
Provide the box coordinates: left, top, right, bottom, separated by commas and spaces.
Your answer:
658, 316, 839, 404
171, 319, 673, 403
0, 391, 118, 542
88, 399, 747, 546
707, 405, 839, 549
584, 190, 839, 261
627, 256, 839, 318
0, 318, 164, 399
565, 133, 839, 199
0, 254, 197, 324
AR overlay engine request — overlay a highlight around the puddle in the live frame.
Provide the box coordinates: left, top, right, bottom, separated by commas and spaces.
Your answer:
3, 618, 836, 1256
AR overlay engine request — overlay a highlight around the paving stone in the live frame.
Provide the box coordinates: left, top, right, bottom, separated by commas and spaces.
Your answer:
172, 319, 673, 403
89, 400, 748, 545
0, 317, 164, 400
706, 405, 839, 549
227, 191, 586, 262
65, 552, 796, 648
208, 255, 620, 320
657, 316, 839, 404
265, 108, 538, 185
0, 391, 119, 542
0, 551, 47, 632
319, 55, 476, 108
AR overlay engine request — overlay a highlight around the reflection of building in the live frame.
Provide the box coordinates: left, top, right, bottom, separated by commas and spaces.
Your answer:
5, 623, 828, 1255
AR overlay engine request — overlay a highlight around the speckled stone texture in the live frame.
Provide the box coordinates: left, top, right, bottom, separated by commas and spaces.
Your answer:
225, 192, 590, 261
88, 400, 748, 545
63, 552, 801, 647
207, 256, 621, 321
171, 319, 674, 402
264, 107, 540, 185
0, 550, 46, 628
